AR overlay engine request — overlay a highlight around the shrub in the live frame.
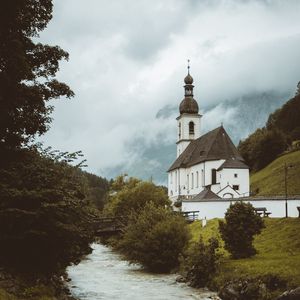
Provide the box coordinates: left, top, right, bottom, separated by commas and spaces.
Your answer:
181, 237, 220, 288
219, 202, 265, 259
118, 202, 190, 272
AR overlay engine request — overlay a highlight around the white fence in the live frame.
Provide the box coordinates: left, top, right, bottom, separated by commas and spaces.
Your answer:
182, 197, 300, 220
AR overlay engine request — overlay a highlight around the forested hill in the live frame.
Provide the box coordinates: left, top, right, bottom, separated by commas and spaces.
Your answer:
238, 86, 300, 172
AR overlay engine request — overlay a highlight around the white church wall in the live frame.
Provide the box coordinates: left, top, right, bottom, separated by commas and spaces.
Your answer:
203, 160, 225, 186
176, 113, 201, 156
178, 113, 201, 141
219, 168, 250, 197
177, 141, 190, 158
167, 160, 250, 201
182, 198, 300, 219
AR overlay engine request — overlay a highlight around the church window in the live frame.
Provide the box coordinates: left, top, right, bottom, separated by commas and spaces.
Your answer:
175, 171, 177, 192
201, 169, 204, 186
212, 169, 217, 185
196, 171, 199, 188
191, 173, 194, 189
178, 122, 181, 139
170, 172, 173, 184
189, 121, 194, 135
233, 185, 239, 191
234, 173, 238, 178
187, 174, 189, 190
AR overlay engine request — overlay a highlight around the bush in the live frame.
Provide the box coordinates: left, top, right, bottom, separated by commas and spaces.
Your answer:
181, 237, 220, 288
219, 202, 265, 259
118, 203, 190, 272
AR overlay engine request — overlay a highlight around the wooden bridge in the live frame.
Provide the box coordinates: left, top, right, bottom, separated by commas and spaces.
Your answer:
95, 217, 126, 237
95, 211, 200, 237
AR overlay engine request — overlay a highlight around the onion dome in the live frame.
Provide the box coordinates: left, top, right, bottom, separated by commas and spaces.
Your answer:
179, 60, 199, 114
184, 73, 193, 84
179, 97, 199, 114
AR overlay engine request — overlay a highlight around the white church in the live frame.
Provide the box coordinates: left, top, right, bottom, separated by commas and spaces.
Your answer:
167, 67, 250, 205
167, 67, 300, 219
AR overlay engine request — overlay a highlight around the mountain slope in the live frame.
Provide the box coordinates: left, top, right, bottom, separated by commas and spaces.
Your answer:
250, 150, 300, 196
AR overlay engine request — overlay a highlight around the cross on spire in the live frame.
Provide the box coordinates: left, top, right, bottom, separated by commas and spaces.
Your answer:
187, 59, 190, 74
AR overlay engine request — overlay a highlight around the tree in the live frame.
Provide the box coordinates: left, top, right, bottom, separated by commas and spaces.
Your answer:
0, 0, 74, 150
296, 81, 300, 96
181, 237, 220, 288
0, 147, 99, 273
219, 202, 265, 259
118, 203, 190, 272
238, 128, 286, 171
104, 176, 170, 219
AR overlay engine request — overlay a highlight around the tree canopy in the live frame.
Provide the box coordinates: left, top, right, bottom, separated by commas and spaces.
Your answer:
0, 0, 74, 150
238, 91, 300, 172
104, 175, 170, 219
219, 202, 265, 259
118, 202, 190, 273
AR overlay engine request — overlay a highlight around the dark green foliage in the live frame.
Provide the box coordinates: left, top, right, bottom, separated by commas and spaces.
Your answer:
182, 237, 220, 288
83, 171, 110, 210
0, 0, 74, 149
266, 94, 300, 136
0, 148, 98, 274
238, 128, 286, 171
104, 175, 170, 220
219, 202, 265, 259
118, 203, 190, 273
238, 93, 300, 171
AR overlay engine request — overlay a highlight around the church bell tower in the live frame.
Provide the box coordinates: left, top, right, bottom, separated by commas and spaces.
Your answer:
176, 62, 202, 157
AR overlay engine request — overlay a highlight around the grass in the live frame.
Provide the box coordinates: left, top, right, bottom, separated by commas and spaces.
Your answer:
251, 150, 300, 196
189, 218, 300, 290
0, 289, 17, 300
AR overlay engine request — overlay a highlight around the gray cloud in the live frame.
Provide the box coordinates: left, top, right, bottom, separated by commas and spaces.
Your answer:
39, 0, 300, 183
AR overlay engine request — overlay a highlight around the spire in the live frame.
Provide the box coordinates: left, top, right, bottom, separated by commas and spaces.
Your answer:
179, 61, 199, 114
184, 59, 193, 85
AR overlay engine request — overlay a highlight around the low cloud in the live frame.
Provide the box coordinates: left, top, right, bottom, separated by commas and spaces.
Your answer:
40, 0, 300, 182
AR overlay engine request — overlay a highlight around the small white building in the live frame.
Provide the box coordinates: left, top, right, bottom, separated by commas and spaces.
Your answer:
167, 68, 250, 206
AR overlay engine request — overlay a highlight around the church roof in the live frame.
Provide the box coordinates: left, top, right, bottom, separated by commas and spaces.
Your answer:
191, 188, 221, 201
217, 158, 248, 170
179, 97, 199, 114
168, 126, 248, 171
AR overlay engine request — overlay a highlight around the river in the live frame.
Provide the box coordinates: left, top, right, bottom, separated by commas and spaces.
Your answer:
67, 243, 219, 300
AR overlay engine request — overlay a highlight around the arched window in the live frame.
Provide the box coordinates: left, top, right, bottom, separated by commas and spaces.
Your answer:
189, 121, 194, 135
175, 171, 177, 192
196, 171, 199, 188
178, 122, 181, 139
211, 169, 217, 185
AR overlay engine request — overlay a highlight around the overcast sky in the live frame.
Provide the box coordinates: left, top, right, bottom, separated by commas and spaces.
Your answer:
40, 0, 300, 180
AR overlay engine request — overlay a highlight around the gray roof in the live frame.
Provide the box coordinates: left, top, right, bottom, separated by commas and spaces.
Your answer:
192, 188, 221, 201
168, 126, 248, 171
217, 158, 248, 170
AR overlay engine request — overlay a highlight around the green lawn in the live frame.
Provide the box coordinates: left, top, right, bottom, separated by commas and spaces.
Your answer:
189, 218, 300, 289
251, 150, 300, 196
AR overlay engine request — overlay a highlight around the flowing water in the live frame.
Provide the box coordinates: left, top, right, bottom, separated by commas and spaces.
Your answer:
67, 243, 219, 300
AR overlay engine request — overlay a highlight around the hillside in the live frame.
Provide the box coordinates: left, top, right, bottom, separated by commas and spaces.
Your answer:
250, 150, 300, 196
190, 218, 300, 294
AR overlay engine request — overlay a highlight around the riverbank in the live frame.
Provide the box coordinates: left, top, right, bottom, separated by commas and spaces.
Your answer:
189, 218, 300, 298
0, 269, 75, 300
